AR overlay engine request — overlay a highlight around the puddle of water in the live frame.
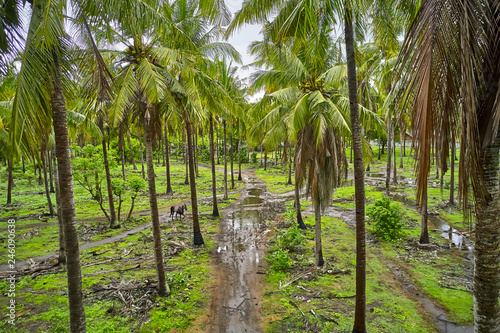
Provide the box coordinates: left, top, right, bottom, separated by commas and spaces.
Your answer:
210, 182, 270, 332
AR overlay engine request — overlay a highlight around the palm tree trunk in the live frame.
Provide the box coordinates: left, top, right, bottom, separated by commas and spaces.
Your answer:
223, 119, 228, 200
48, 150, 55, 193
294, 150, 306, 230
144, 108, 169, 297
6, 158, 13, 205
386, 120, 392, 195
41, 147, 55, 216
53, 156, 65, 265
216, 121, 220, 164
287, 143, 292, 185
399, 128, 404, 169
128, 132, 137, 170
474, 133, 500, 332
22, 156, 25, 174
238, 137, 242, 181
165, 125, 173, 195
264, 151, 267, 171
51, 52, 86, 333
139, 130, 145, 180
419, 190, 429, 244
345, 9, 366, 333
314, 203, 324, 267
184, 109, 204, 245
184, 142, 189, 185
209, 115, 219, 217
393, 136, 397, 184
449, 134, 455, 205
99, 120, 117, 229
230, 133, 235, 189
378, 139, 381, 160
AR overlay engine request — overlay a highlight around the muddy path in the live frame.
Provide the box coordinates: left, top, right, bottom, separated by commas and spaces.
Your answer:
205, 171, 285, 333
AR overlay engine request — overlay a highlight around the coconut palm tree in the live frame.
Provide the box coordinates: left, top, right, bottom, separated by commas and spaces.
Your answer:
395, 0, 500, 330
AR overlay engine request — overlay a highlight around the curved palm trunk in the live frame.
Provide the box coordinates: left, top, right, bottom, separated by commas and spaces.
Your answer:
474, 133, 500, 332
223, 119, 228, 200
209, 115, 219, 217
184, 109, 204, 245
41, 147, 55, 216
52, 53, 86, 332
6, 158, 13, 205
345, 9, 367, 333
144, 109, 169, 297
99, 120, 117, 228
53, 158, 65, 264
314, 203, 324, 267
165, 126, 173, 195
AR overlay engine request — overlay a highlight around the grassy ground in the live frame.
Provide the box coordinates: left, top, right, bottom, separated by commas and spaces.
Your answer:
0, 144, 474, 332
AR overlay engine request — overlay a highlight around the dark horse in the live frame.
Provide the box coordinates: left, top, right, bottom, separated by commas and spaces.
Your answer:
170, 204, 188, 220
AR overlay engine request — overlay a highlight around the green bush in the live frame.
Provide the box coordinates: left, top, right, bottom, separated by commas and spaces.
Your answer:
277, 225, 306, 252
266, 249, 292, 271
251, 152, 258, 164
199, 148, 210, 162
367, 196, 405, 241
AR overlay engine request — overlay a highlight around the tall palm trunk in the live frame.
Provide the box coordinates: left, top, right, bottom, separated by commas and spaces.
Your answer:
294, 150, 306, 230
41, 146, 54, 216
51, 52, 86, 332
184, 142, 189, 185
184, 109, 204, 245
386, 120, 392, 195
216, 121, 220, 164
345, 9, 366, 333
314, 203, 324, 267
144, 108, 169, 297
392, 136, 397, 184
238, 137, 242, 181
127, 132, 137, 170
473, 129, 500, 332
53, 156, 65, 264
223, 119, 228, 200
139, 130, 145, 180
209, 115, 219, 217
449, 134, 455, 205
419, 190, 429, 244
48, 150, 55, 193
399, 128, 404, 169
287, 143, 292, 185
230, 133, 235, 189
6, 158, 13, 205
194, 130, 199, 177
99, 120, 117, 228
165, 126, 173, 195
264, 151, 267, 170
160, 126, 165, 167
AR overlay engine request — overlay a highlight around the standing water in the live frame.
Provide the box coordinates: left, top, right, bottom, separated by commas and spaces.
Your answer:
208, 176, 279, 332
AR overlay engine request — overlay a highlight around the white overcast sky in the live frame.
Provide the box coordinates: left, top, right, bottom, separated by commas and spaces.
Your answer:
224, 0, 262, 82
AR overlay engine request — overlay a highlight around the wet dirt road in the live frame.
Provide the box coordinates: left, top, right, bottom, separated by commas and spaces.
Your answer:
206, 174, 282, 333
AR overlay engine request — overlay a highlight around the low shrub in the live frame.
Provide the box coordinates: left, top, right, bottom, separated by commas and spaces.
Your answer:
266, 249, 292, 271
367, 196, 405, 242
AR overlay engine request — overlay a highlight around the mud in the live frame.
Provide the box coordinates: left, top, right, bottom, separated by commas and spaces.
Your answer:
206, 174, 281, 333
